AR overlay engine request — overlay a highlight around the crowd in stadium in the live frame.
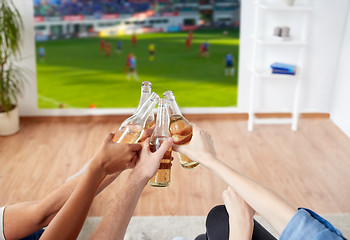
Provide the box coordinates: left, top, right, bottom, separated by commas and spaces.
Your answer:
33, 0, 152, 17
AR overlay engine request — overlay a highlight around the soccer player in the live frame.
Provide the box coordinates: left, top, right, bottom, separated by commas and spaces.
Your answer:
186, 37, 192, 49
116, 40, 122, 54
38, 45, 45, 62
224, 53, 234, 76
100, 39, 105, 51
199, 43, 205, 57
203, 40, 209, 58
127, 54, 138, 81
124, 53, 132, 73
105, 42, 111, 57
149, 43, 155, 61
132, 33, 137, 46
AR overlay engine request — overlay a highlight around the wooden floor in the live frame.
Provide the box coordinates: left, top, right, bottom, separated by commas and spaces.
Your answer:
1, 115, 350, 217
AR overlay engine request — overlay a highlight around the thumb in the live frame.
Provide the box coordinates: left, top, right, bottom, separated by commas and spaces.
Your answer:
153, 137, 174, 159
105, 132, 115, 142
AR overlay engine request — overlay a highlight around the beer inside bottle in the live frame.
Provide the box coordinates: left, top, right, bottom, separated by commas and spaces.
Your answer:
164, 90, 199, 169
149, 98, 172, 187
112, 124, 143, 143
149, 138, 172, 187
169, 115, 199, 169
112, 92, 159, 143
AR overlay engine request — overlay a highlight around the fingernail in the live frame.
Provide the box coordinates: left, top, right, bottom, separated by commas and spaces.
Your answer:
167, 137, 174, 143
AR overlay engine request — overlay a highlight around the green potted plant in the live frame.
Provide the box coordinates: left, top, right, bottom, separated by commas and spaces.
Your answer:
0, 0, 25, 136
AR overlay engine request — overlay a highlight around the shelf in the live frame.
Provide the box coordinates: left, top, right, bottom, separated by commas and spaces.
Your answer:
257, 3, 312, 12
248, 0, 310, 131
253, 37, 307, 46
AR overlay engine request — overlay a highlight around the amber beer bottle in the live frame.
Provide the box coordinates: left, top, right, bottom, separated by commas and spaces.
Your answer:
137, 81, 155, 129
163, 91, 199, 169
149, 99, 173, 187
112, 92, 159, 143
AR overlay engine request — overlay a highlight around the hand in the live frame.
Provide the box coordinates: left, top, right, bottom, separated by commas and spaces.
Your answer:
222, 187, 255, 240
131, 137, 173, 181
91, 133, 142, 175
172, 123, 217, 165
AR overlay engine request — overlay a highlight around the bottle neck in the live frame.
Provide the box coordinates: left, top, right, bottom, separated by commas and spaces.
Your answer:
132, 93, 159, 126
167, 98, 182, 117
137, 89, 151, 110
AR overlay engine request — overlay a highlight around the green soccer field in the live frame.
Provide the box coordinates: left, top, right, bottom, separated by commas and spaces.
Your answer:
36, 29, 239, 109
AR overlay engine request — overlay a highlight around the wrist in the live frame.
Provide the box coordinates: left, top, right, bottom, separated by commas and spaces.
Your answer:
201, 155, 219, 167
129, 170, 149, 187
87, 157, 107, 182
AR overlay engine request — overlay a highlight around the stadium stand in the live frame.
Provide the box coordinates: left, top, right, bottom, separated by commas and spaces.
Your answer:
34, 0, 152, 17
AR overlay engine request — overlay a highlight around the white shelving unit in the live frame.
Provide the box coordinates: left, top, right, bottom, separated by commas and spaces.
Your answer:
248, 0, 312, 131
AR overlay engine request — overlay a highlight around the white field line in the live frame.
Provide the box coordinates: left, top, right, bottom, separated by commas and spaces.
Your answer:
38, 95, 75, 108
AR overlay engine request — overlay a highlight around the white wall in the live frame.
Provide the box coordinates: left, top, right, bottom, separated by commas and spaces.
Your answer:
238, 0, 349, 113
13, 0, 350, 116
330, 2, 350, 138
14, 0, 37, 116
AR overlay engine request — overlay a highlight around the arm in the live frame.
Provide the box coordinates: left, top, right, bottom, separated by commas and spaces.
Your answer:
222, 187, 255, 240
172, 124, 296, 235
89, 137, 173, 240
39, 134, 141, 240
3, 172, 120, 240
3, 133, 141, 240
39, 160, 106, 240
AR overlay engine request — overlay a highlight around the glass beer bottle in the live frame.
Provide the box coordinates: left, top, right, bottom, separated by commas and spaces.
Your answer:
163, 91, 199, 169
149, 99, 173, 187
112, 92, 159, 143
137, 81, 155, 129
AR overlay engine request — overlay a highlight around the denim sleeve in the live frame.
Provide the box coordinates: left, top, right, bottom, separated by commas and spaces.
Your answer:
0, 206, 6, 240
280, 208, 347, 240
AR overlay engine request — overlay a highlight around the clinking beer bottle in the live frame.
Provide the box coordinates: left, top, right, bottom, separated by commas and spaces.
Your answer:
149, 99, 173, 187
112, 92, 159, 143
163, 91, 199, 169
137, 81, 155, 129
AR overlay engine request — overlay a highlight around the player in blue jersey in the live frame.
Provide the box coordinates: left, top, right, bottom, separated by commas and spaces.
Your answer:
127, 54, 138, 81
116, 40, 122, 55
38, 45, 45, 62
203, 40, 209, 57
225, 53, 234, 76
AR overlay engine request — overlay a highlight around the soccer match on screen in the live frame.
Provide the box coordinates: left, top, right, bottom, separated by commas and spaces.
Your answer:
33, 0, 240, 109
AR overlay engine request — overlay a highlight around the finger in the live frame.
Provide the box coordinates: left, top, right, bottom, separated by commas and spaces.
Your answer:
138, 126, 154, 142
105, 132, 115, 142
172, 143, 189, 154
153, 137, 174, 160
141, 138, 151, 152
128, 143, 142, 151
128, 154, 139, 169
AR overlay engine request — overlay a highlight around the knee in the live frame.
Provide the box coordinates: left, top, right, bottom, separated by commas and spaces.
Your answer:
207, 205, 228, 223
205, 205, 229, 240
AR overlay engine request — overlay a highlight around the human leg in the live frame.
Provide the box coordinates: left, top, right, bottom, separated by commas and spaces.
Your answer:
196, 205, 276, 240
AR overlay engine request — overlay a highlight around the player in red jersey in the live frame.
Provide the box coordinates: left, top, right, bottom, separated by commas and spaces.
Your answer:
105, 42, 111, 57
100, 39, 105, 51
132, 33, 137, 46
200, 43, 205, 57
186, 37, 192, 49
124, 53, 132, 73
